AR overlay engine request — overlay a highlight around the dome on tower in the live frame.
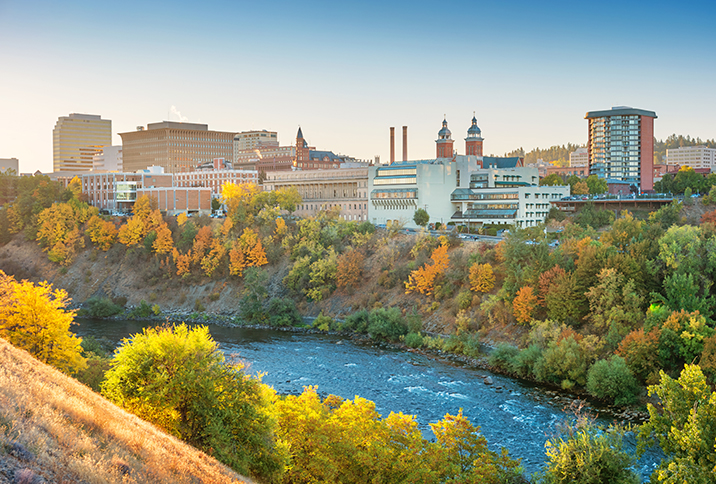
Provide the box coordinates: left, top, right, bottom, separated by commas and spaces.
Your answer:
467, 116, 481, 137
437, 118, 452, 140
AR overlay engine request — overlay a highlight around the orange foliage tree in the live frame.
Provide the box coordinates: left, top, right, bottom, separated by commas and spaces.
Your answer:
616, 327, 661, 384
336, 249, 365, 289
512, 286, 538, 324
191, 226, 213, 265
228, 228, 268, 277
405, 243, 450, 296
173, 248, 192, 278
701, 209, 716, 225
152, 222, 174, 255
469, 263, 495, 293
118, 217, 144, 246
537, 265, 566, 306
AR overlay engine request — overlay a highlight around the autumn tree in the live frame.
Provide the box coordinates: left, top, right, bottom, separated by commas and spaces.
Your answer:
469, 262, 495, 293
118, 216, 144, 246
173, 248, 192, 278
405, 242, 450, 296
152, 222, 174, 255
101, 324, 285, 481
0, 271, 86, 374
85, 215, 118, 251
336, 249, 365, 289
191, 225, 213, 265
513, 286, 538, 324
538, 265, 566, 306
616, 328, 661, 384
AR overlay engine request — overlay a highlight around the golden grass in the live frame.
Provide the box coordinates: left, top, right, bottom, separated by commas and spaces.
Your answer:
0, 338, 254, 484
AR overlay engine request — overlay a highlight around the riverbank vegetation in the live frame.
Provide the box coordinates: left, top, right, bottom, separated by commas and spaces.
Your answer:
4, 173, 716, 482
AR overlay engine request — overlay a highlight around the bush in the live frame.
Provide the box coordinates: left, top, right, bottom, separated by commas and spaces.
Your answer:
101, 324, 285, 481
268, 297, 303, 327
511, 344, 544, 379
83, 296, 123, 318
404, 332, 424, 348
586, 356, 639, 406
367, 307, 408, 341
151, 304, 161, 316
456, 290, 473, 311
129, 299, 153, 319
343, 309, 370, 333
208, 292, 220, 302
193, 298, 205, 313
312, 313, 334, 332
539, 422, 638, 484
489, 343, 519, 372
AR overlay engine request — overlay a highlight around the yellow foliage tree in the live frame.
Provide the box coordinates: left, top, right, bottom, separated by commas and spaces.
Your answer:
229, 244, 247, 277
118, 216, 144, 246
0, 271, 86, 374
132, 195, 154, 221
85, 215, 118, 251
469, 263, 495, 293
221, 216, 234, 239
275, 217, 287, 238
152, 222, 174, 255
405, 243, 450, 296
201, 239, 227, 278
336, 249, 365, 289
176, 212, 188, 226
191, 226, 213, 265
513, 286, 538, 324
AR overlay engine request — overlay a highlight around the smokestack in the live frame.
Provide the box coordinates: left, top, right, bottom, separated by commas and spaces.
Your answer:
402, 126, 408, 161
390, 127, 395, 164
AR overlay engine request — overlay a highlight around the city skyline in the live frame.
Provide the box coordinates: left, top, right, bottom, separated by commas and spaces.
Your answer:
1, 0, 715, 173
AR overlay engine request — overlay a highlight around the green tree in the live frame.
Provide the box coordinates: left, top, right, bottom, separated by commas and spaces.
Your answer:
0, 271, 87, 374
540, 174, 565, 186
586, 356, 639, 406
414, 208, 429, 227
585, 175, 608, 195
638, 365, 716, 484
101, 323, 286, 481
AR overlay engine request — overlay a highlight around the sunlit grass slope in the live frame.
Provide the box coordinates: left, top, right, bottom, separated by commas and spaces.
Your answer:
0, 337, 253, 484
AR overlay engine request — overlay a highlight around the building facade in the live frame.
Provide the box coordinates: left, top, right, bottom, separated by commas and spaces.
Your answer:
666, 146, 716, 171
93, 145, 123, 172
174, 167, 259, 195
585, 106, 657, 192
0, 158, 19, 174
263, 167, 369, 221
120, 121, 235, 174
53, 114, 111, 173
569, 147, 588, 167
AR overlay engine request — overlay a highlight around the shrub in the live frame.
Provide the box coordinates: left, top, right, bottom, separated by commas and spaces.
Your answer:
511, 344, 543, 379
129, 299, 153, 319
101, 324, 285, 481
423, 335, 445, 351
193, 298, 205, 313
404, 332, 424, 348
489, 343, 519, 372
539, 422, 638, 484
268, 297, 302, 327
343, 309, 370, 333
208, 292, 220, 302
151, 304, 161, 316
539, 335, 590, 389
586, 356, 639, 406
83, 296, 123, 318
367, 307, 408, 341
112, 296, 127, 308
312, 313, 334, 332
456, 290, 473, 311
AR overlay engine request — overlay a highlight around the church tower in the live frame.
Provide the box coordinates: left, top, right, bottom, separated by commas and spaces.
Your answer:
465, 115, 484, 157
294, 127, 309, 167
435, 118, 454, 159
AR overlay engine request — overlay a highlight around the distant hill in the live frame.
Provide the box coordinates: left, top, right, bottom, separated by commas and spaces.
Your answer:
0, 338, 252, 484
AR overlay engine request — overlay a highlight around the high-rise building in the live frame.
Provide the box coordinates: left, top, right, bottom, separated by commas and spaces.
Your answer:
53, 114, 112, 173
120, 121, 235, 174
93, 146, 123, 172
585, 106, 657, 192
569, 147, 588, 167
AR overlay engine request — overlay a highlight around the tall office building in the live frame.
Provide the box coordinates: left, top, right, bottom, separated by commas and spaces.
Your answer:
585, 106, 657, 192
53, 114, 112, 173
120, 121, 235, 174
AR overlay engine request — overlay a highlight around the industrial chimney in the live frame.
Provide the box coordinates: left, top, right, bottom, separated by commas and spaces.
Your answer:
390, 127, 395, 164
402, 126, 408, 161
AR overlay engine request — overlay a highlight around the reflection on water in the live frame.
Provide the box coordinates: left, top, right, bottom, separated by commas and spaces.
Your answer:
76, 319, 660, 477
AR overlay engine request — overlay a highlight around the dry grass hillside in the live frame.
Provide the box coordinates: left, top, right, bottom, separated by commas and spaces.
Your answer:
0, 338, 253, 484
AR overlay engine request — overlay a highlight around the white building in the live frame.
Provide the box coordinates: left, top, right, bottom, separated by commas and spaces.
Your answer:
666, 146, 716, 171
570, 147, 589, 167
93, 145, 123, 172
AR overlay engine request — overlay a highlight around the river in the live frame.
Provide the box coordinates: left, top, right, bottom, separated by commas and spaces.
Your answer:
76, 318, 660, 478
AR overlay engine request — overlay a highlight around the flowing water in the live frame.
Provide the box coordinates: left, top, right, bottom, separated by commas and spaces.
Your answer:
76, 319, 660, 478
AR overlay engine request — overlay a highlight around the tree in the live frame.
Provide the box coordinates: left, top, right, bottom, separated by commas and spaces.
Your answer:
513, 286, 538, 324
540, 174, 565, 186
469, 262, 495, 293
0, 271, 86, 374
276, 186, 302, 213
101, 323, 285, 481
336, 249, 365, 289
586, 356, 639, 406
118, 216, 144, 246
413, 208, 429, 228
85, 215, 118, 251
572, 181, 588, 195
585, 175, 607, 195
616, 328, 661, 384
152, 222, 174, 255
405, 242, 450, 296
173, 248, 192, 278
540, 420, 638, 484
638, 365, 716, 484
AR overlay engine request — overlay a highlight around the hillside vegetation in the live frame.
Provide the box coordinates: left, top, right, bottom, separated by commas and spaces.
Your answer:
0, 337, 251, 484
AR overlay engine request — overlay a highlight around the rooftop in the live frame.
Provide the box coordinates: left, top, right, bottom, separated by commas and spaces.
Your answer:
585, 107, 657, 119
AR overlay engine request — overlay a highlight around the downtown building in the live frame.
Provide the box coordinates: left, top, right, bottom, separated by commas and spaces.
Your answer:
666, 145, 716, 172
53, 114, 112, 173
120, 121, 235, 174
585, 106, 657, 192
369, 117, 569, 230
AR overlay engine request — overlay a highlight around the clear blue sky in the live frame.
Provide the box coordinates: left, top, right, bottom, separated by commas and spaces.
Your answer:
1, 0, 715, 173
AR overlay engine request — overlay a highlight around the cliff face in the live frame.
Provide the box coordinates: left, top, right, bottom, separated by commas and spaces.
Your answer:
0, 233, 517, 338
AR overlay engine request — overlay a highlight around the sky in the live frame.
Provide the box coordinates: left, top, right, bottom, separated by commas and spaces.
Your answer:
1, 0, 715, 173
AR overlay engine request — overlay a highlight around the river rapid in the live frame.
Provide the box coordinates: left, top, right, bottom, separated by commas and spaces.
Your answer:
76, 318, 660, 478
